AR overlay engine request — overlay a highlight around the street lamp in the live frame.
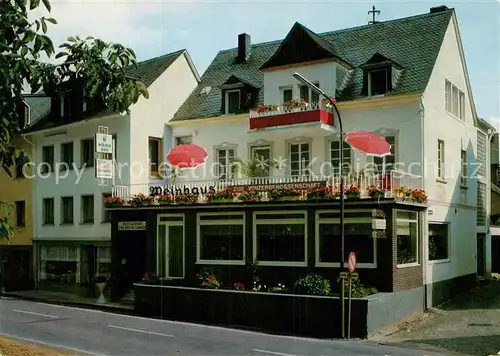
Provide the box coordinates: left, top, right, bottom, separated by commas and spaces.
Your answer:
292, 72, 346, 270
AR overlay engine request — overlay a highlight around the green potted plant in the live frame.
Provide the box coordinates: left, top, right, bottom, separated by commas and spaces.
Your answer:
367, 185, 385, 199
233, 153, 279, 179
174, 192, 198, 204
345, 184, 361, 199
206, 187, 235, 203
128, 193, 154, 207
237, 187, 261, 202
306, 184, 334, 200
157, 194, 174, 205
103, 195, 125, 208
268, 187, 302, 201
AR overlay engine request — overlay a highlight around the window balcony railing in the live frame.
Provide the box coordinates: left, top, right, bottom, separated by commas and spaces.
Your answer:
111, 170, 423, 204
249, 101, 334, 130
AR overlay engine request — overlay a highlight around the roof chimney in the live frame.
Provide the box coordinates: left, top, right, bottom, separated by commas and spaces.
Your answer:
237, 33, 251, 62
429, 5, 449, 13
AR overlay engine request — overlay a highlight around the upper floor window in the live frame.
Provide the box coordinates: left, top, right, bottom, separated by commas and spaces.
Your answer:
149, 137, 162, 177
42, 145, 54, 173
216, 147, 235, 180
225, 90, 241, 114
281, 87, 293, 104
81, 138, 94, 168
43, 198, 54, 225
81, 194, 94, 224
368, 68, 389, 96
445, 80, 465, 120
250, 145, 271, 177
59, 93, 65, 117
299, 82, 320, 103
175, 136, 192, 146
330, 140, 352, 175
460, 149, 467, 187
437, 139, 445, 180
60, 142, 74, 170
61, 196, 74, 224
373, 136, 395, 172
289, 142, 310, 176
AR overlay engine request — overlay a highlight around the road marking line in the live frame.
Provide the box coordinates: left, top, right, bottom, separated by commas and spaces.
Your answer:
12, 309, 58, 318
252, 349, 297, 356
108, 325, 174, 337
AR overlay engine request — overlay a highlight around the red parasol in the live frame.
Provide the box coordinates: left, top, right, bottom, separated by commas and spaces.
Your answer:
167, 144, 208, 169
344, 130, 391, 157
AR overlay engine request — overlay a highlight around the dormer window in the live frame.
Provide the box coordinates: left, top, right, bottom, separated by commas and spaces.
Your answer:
225, 89, 241, 114
361, 53, 403, 98
368, 68, 389, 96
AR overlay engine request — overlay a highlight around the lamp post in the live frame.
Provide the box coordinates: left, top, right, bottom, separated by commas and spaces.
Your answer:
292, 73, 345, 270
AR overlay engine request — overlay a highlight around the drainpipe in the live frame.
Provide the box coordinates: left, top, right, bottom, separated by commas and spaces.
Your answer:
419, 95, 428, 309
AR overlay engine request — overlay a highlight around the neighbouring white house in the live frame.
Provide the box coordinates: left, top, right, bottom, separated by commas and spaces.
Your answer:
112, 5, 486, 307
23, 49, 200, 294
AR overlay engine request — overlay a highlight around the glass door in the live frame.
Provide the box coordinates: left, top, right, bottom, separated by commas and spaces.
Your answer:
157, 215, 185, 279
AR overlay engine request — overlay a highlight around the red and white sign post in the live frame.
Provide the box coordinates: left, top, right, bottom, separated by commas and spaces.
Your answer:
340, 252, 358, 339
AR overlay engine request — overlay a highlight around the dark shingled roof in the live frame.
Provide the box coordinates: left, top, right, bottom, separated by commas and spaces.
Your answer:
172, 8, 454, 122
24, 49, 186, 133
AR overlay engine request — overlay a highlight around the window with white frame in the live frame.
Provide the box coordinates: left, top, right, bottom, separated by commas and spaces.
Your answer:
316, 210, 375, 267
396, 210, 419, 265
197, 213, 244, 264
461, 149, 467, 187
42, 145, 54, 173
299, 82, 320, 103
281, 87, 293, 104
216, 147, 235, 179
175, 136, 192, 146
437, 139, 445, 180
250, 146, 271, 177
289, 142, 310, 176
373, 135, 395, 172
225, 89, 241, 114
429, 223, 449, 261
39, 245, 79, 283
81, 138, 94, 168
445, 79, 465, 120
330, 140, 352, 175
253, 211, 307, 266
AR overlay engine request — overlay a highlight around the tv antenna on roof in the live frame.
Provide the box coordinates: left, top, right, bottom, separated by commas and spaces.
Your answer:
368, 5, 381, 24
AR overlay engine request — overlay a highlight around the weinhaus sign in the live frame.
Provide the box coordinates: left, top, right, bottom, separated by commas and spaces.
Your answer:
148, 181, 326, 197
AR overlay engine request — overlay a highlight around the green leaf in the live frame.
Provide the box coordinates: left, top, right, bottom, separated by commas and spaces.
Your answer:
30, 0, 41, 10
55, 52, 67, 59
46, 17, 57, 24
41, 0, 51, 12
67, 36, 77, 42
136, 81, 149, 99
41, 19, 47, 34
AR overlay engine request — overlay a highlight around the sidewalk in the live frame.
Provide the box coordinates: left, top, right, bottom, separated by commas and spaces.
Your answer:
0, 289, 135, 314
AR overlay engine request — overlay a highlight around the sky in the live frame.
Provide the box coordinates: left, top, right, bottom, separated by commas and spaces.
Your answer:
33, 0, 499, 124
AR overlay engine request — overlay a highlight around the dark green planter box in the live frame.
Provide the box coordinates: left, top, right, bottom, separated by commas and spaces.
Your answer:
134, 283, 369, 338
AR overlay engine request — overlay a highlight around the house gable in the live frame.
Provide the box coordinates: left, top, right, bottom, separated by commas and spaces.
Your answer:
259, 22, 345, 71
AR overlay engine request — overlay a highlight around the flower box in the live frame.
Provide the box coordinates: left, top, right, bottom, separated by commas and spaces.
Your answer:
276, 196, 302, 201
208, 198, 234, 204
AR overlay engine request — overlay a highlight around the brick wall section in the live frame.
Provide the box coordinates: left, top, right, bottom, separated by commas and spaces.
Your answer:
390, 207, 423, 292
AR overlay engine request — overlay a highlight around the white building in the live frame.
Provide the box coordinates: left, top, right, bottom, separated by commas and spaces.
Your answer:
25, 50, 200, 292
133, 5, 483, 306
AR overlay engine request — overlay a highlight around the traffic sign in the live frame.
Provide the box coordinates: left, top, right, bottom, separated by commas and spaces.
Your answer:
348, 252, 357, 273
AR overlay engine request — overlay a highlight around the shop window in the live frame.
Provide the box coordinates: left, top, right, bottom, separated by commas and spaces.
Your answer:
317, 221, 374, 266
429, 223, 450, 261
39, 246, 78, 284
197, 213, 244, 264
253, 211, 307, 266
396, 210, 419, 265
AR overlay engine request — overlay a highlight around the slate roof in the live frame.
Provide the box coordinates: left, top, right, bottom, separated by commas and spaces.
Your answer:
23, 95, 51, 128
172, 8, 454, 122
25, 49, 186, 133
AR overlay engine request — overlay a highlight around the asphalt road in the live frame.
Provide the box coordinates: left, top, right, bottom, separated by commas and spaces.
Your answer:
0, 298, 444, 355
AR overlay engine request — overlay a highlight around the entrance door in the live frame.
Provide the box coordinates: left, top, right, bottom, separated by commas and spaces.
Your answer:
157, 215, 185, 279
